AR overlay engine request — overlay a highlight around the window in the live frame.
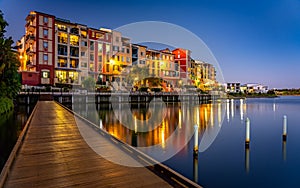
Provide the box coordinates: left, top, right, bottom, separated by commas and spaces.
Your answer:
42, 71, 49, 78
96, 33, 104, 39
98, 43, 103, 53
90, 54, 94, 61
121, 56, 124, 62
70, 35, 79, 46
81, 51, 86, 57
70, 28, 79, 35
81, 61, 87, 68
115, 36, 119, 42
43, 41, 48, 49
81, 30, 87, 38
113, 46, 119, 51
70, 59, 79, 68
57, 24, 67, 31
126, 48, 130, 54
43, 54, 48, 61
81, 41, 87, 46
106, 54, 110, 62
141, 52, 144, 56
98, 55, 102, 62
89, 63, 94, 71
57, 58, 67, 67
57, 45, 67, 56
90, 41, 94, 51
106, 44, 110, 54
106, 64, 110, 72
122, 48, 125, 53
70, 47, 79, 57
126, 57, 130, 63
57, 32, 68, 44
43, 29, 48, 37
43, 17, 48, 23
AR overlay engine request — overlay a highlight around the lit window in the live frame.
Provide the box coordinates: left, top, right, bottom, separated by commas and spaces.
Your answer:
81, 30, 87, 38
42, 71, 49, 78
96, 33, 104, 39
70, 35, 79, 46
106, 44, 110, 54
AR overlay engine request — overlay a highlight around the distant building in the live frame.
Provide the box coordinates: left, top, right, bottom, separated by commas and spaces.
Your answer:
226, 82, 241, 93
242, 83, 268, 93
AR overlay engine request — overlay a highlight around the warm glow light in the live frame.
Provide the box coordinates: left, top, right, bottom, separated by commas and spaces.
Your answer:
178, 109, 182, 129
161, 122, 165, 149
134, 116, 137, 133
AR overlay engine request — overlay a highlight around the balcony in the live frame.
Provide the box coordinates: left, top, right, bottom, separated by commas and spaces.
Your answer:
26, 47, 35, 54
25, 34, 35, 42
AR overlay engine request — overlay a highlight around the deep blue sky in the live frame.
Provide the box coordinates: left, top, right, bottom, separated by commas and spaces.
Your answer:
1, 0, 300, 89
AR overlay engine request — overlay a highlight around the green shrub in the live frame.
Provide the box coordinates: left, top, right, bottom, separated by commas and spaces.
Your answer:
0, 97, 14, 114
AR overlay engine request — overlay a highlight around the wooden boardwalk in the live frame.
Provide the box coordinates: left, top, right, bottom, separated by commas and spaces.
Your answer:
2, 101, 171, 188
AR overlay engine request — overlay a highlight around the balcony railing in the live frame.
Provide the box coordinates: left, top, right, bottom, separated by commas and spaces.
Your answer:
25, 34, 35, 42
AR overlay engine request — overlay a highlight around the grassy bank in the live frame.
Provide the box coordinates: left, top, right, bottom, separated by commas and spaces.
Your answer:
0, 97, 14, 115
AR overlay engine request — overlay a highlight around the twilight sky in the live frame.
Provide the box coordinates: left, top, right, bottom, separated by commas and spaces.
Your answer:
1, 0, 300, 89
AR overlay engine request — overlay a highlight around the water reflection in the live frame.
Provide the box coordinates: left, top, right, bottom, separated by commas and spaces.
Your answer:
74, 101, 226, 155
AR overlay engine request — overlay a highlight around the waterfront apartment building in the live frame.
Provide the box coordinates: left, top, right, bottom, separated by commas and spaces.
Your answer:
18, 11, 132, 87
18, 11, 55, 86
191, 60, 216, 90
18, 11, 217, 90
145, 48, 179, 86
172, 48, 192, 85
226, 82, 241, 93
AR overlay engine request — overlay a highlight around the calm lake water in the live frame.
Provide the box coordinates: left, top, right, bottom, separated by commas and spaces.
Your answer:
0, 105, 34, 170
73, 96, 300, 188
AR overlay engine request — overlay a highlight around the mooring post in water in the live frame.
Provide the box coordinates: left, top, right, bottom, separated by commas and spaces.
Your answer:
194, 124, 199, 156
283, 115, 287, 141
245, 118, 250, 148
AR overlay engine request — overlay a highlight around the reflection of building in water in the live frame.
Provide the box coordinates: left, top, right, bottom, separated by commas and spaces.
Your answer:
97, 102, 224, 148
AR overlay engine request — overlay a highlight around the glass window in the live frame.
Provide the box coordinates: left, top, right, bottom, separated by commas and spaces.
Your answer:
70, 35, 79, 46
57, 24, 67, 31
57, 58, 67, 67
43, 17, 48, 23
43, 29, 48, 37
127, 57, 130, 63
98, 55, 102, 62
98, 43, 103, 53
70, 59, 79, 68
70, 47, 79, 57
43, 41, 48, 49
81, 61, 87, 68
90, 41, 94, 51
81, 30, 87, 38
121, 56, 124, 62
42, 71, 49, 78
106, 64, 110, 72
43, 54, 48, 61
81, 40, 87, 46
57, 44, 67, 56
126, 48, 130, 54
57, 32, 68, 44
113, 46, 119, 51
90, 54, 94, 61
81, 51, 86, 57
106, 44, 110, 54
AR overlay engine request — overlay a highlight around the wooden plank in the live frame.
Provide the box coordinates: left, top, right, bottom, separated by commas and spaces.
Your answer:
3, 101, 171, 188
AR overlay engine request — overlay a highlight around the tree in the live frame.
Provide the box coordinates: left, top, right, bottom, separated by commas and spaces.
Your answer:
82, 76, 95, 91
0, 10, 21, 99
125, 65, 150, 85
